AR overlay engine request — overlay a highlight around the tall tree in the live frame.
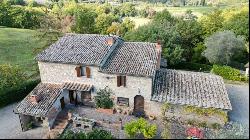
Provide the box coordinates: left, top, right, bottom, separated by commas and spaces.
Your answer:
199, 9, 224, 37
71, 7, 97, 33
202, 30, 245, 66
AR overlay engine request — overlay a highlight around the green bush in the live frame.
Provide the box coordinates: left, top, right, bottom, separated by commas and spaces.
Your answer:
0, 3, 43, 29
198, 122, 208, 128
211, 123, 221, 129
0, 80, 39, 108
60, 129, 115, 139
161, 102, 171, 116
94, 87, 114, 109
0, 64, 27, 89
211, 65, 248, 81
87, 129, 115, 139
124, 118, 157, 139
169, 62, 212, 72
184, 105, 228, 123
187, 120, 196, 125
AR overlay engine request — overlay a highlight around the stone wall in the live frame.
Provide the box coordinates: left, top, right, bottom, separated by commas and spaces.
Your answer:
46, 91, 68, 129
19, 114, 32, 131
38, 61, 158, 115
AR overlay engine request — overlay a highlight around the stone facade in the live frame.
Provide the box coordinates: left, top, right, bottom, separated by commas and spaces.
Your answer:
38, 61, 159, 115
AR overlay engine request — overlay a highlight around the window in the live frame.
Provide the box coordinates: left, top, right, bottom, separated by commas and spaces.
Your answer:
75, 66, 91, 78
81, 66, 85, 76
117, 97, 129, 106
117, 76, 126, 87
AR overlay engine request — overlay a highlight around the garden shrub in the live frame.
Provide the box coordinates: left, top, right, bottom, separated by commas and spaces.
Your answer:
187, 120, 196, 126
0, 64, 27, 89
211, 123, 221, 129
124, 118, 157, 139
184, 105, 228, 123
161, 102, 171, 116
87, 129, 115, 139
168, 62, 212, 72
211, 64, 248, 81
94, 87, 114, 109
0, 3, 44, 29
0, 79, 40, 108
60, 129, 115, 139
198, 122, 208, 128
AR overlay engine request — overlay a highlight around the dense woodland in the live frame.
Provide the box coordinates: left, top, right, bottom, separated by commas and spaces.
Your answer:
0, 0, 249, 107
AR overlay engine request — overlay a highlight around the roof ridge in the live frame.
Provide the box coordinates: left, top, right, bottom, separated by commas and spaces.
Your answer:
124, 41, 157, 45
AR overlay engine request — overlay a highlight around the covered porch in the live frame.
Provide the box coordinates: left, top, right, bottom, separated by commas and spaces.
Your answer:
14, 83, 63, 131
62, 82, 94, 107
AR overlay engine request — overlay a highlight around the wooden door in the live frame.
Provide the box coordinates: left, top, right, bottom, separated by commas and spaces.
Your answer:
86, 66, 91, 78
69, 90, 74, 104
134, 95, 144, 112
60, 97, 65, 109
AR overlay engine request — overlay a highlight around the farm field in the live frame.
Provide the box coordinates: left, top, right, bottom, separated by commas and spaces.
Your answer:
132, 6, 220, 28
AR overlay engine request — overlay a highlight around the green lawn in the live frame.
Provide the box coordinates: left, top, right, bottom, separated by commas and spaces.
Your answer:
0, 27, 47, 78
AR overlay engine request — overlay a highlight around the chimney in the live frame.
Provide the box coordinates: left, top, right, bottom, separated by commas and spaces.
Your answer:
156, 40, 162, 52
107, 37, 114, 46
156, 40, 162, 69
29, 94, 40, 104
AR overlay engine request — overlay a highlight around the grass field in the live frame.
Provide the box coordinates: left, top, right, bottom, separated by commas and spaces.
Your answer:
132, 6, 217, 28
0, 27, 47, 78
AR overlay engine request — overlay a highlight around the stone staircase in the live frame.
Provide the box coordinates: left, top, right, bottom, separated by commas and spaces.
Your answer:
46, 110, 69, 139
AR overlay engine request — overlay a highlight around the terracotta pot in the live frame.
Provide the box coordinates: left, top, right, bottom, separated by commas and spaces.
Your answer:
149, 115, 155, 120
96, 108, 113, 115
117, 109, 122, 113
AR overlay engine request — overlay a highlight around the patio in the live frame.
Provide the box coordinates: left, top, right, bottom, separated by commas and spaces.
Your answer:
60, 104, 164, 139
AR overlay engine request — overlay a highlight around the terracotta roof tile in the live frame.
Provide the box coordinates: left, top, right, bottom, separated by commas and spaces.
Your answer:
14, 83, 62, 117
36, 34, 118, 66
152, 69, 232, 110
100, 42, 158, 77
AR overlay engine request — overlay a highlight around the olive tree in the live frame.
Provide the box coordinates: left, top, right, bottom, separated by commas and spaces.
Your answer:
202, 30, 245, 66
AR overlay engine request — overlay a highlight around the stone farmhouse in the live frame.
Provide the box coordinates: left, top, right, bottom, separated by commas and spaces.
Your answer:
14, 34, 232, 131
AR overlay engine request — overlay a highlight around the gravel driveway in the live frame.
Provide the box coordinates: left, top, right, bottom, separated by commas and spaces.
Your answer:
0, 103, 48, 139
226, 84, 249, 129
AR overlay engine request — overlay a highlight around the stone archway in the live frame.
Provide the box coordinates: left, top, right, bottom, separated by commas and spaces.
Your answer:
134, 95, 144, 113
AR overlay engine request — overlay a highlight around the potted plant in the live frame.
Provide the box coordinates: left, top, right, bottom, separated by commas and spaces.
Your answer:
149, 115, 156, 120
94, 87, 114, 115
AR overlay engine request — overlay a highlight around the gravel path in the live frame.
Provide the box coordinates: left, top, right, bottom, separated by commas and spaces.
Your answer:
0, 103, 48, 139
226, 84, 249, 129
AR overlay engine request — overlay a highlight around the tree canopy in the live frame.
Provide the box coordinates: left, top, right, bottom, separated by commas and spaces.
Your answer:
202, 30, 245, 66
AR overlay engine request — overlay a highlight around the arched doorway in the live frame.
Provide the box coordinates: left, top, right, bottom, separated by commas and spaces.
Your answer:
133, 95, 145, 117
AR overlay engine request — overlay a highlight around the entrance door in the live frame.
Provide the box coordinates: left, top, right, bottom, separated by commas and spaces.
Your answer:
60, 97, 65, 109
134, 95, 144, 112
81, 91, 91, 102
69, 90, 75, 104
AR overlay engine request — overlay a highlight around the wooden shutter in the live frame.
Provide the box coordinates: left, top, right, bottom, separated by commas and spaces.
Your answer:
121, 76, 126, 87
117, 76, 121, 87
86, 66, 91, 78
123, 76, 126, 87
75, 66, 81, 77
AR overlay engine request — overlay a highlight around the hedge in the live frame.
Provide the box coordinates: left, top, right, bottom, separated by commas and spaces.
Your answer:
168, 62, 212, 72
0, 80, 40, 108
211, 65, 248, 82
